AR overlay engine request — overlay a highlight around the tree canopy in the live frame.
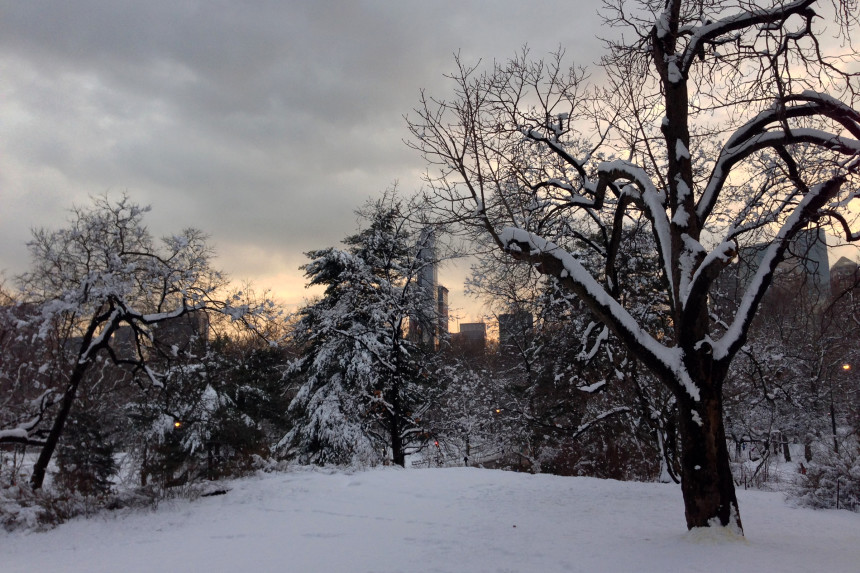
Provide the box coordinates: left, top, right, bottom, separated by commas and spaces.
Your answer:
409, 0, 859, 531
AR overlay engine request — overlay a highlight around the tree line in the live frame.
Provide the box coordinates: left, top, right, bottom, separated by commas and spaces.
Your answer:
2, 185, 858, 529
3, 0, 860, 535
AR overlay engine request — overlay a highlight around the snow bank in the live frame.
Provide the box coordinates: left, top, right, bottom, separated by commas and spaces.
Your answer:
2, 467, 858, 572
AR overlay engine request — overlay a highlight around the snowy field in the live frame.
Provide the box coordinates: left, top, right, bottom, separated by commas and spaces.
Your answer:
2, 467, 858, 573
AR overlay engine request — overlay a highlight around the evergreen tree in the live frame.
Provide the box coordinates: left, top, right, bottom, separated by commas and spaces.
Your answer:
282, 191, 441, 466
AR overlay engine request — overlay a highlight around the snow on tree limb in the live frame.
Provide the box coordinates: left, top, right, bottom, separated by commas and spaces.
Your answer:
500, 226, 700, 401
681, 241, 737, 309
676, 0, 818, 76
698, 93, 860, 222
596, 160, 676, 310
713, 176, 846, 361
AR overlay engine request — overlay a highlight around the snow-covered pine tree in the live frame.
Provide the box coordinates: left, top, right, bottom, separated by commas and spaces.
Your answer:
282, 191, 442, 467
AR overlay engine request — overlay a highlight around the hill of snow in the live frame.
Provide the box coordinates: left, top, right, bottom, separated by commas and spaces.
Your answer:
2, 467, 859, 572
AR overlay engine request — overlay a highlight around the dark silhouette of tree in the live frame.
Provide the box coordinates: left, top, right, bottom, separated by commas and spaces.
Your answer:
7, 194, 261, 489
410, 0, 859, 531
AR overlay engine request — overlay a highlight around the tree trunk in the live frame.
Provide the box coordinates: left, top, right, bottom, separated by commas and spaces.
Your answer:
830, 401, 839, 454
30, 359, 89, 490
389, 388, 405, 467
391, 429, 405, 467
677, 395, 742, 532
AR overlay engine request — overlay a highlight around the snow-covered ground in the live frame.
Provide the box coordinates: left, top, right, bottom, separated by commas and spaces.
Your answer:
2, 467, 858, 573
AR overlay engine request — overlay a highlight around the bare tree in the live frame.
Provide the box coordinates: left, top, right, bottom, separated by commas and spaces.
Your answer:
409, 0, 859, 531
725, 261, 860, 467
6, 194, 260, 489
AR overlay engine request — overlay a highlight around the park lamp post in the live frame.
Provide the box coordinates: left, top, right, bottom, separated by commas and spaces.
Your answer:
830, 363, 851, 454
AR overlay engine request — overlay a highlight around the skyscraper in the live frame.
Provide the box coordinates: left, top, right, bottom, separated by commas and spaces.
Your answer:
410, 227, 447, 348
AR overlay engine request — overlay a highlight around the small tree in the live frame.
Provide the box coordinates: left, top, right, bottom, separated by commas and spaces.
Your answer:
9, 194, 256, 489
410, 0, 860, 532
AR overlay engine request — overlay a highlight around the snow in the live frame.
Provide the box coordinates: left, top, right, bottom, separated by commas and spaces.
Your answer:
3, 467, 859, 573
666, 59, 683, 83
682, 240, 736, 308
594, 160, 675, 311
800, 89, 851, 109
655, 9, 671, 39
691, 410, 703, 427
0, 428, 29, 441
578, 380, 606, 393
577, 322, 608, 362
677, 233, 702, 303
675, 140, 691, 161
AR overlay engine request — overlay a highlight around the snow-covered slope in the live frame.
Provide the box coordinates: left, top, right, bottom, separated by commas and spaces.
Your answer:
2, 467, 858, 572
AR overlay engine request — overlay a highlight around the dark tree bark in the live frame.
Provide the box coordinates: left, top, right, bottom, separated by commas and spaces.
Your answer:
390, 387, 405, 467
29, 361, 87, 490
676, 390, 740, 529
30, 315, 102, 490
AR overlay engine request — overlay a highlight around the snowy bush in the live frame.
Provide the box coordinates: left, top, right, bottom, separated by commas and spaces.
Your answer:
0, 476, 207, 532
792, 441, 860, 511
0, 483, 41, 531
0, 482, 106, 532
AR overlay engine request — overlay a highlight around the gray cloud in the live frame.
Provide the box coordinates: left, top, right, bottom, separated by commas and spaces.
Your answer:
0, 1, 604, 312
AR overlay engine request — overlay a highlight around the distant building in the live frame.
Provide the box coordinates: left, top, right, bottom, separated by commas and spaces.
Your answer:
455, 322, 487, 352
437, 285, 449, 340
721, 228, 832, 304
831, 256, 859, 295
112, 309, 210, 359
150, 309, 210, 355
409, 228, 448, 349
417, 228, 438, 296
112, 325, 137, 360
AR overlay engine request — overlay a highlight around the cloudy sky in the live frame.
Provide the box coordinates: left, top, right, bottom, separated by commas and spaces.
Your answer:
0, 1, 605, 322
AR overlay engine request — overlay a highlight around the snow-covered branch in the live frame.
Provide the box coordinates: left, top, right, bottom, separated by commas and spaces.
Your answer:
698, 93, 860, 222
713, 176, 846, 361
501, 227, 700, 401
676, 0, 818, 76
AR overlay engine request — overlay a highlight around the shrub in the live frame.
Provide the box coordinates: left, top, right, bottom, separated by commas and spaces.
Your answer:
792, 441, 860, 511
